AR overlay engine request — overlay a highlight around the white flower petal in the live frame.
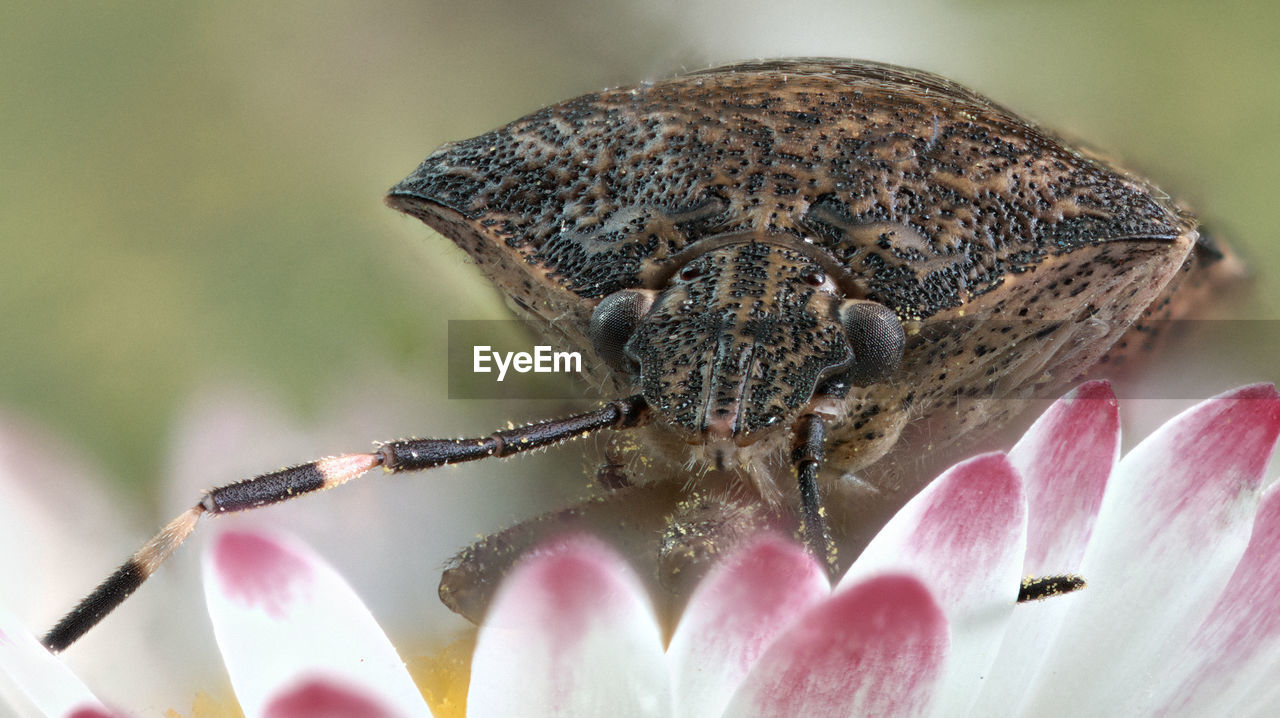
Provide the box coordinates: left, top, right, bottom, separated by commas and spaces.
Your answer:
202, 530, 430, 718
1153, 481, 1280, 715
0, 416, 203, 709
0, 602, 116, 718
841, 452, 1025, 716
1010, 380, 1119, 571
970, 380, 1118, 715
1025, 383, 1280, 715
468, 535, 669, 718
666, 534, 829, 718
722, 574, 948, 717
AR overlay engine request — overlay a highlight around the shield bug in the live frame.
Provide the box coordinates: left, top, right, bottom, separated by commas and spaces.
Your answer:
44, 58, 1237, 650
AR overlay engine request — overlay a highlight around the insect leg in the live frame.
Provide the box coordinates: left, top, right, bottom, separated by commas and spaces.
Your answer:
43, 395, 648, 652
1017, 574, 1086, 602
792, 413, 837, 573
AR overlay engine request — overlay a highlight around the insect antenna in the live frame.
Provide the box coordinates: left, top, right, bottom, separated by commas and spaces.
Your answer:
42, 395, 649, 652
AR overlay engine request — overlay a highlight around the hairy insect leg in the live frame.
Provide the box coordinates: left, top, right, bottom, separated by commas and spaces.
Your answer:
792, 414, 837, 573
657, 488, 793, 590
592, 437, 634, 490
44, 396, 648, 652
440, 480, 689, 623
440, 471, 799, 628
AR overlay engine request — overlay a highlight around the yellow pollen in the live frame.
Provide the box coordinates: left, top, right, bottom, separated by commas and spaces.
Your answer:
166, 690, 243, 718
407, 631, 477, 718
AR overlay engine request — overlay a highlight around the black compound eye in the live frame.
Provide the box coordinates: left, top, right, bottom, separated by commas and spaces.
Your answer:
589, 289, 655, 373
838, 300, 905, 386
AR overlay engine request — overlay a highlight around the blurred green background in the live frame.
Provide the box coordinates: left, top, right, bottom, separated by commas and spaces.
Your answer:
3, 0, 1278, 499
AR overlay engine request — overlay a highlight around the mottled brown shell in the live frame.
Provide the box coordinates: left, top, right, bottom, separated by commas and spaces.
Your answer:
390, 59, 1192, 306
388, 58, 1216, 498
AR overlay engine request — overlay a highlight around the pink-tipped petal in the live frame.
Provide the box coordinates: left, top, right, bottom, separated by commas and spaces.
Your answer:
1010, 380, 1119, 572
1154, 482, 1280, 714
840, 452, 1025, 715
64, 709, 122, 718
722, 574, 948, 717
667, 535, 830, 718
1026, 384, 1280, 715
972, 381, 1118, 715
0, 603, 117, 718
202, 530, 431, 718
468, 535, 669, 718
264, 676, 400, 718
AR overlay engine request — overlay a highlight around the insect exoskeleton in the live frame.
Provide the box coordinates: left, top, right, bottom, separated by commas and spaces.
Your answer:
45, 59, 1237, 650
385, 58, 1237, 615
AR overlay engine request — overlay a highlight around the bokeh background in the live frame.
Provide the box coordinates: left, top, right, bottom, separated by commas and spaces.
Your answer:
2, 0, 1278, 711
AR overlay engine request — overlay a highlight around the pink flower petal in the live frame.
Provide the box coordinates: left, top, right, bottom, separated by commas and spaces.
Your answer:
0, 602, 118, 718
202, 530, 431, 718
722, 574, 948, 717
264, 676, 400, 718
1025, 384, 1280, 715
1010, 380, 1118, 572
972, 381, 1117, 715
666, 535, 829, 718
64, 709, 122, 718
468, 535, 669, 718
1155, 482, 1280, 714
840, 452, 1025, 714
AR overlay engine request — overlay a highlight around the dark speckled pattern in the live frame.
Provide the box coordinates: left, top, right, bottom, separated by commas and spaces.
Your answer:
628, 241, 850, 441
389, 59, 1190, 316
387, 58, 1214, 494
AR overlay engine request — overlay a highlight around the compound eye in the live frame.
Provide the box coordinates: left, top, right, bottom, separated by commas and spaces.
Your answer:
589, 289, 656, 373
839, 299, 905, 386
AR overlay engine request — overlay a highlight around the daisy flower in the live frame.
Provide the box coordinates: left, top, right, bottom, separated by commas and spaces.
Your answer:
3, 381, 1280, 716
1, 528, 436, 717
468, 381, 1280, 716
0, 375, 526, 715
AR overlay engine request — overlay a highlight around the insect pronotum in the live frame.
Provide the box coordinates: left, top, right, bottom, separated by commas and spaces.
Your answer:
44, 59, 1235, 652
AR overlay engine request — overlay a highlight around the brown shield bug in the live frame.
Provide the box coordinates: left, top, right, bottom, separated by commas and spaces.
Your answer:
44, 59, 1237, 650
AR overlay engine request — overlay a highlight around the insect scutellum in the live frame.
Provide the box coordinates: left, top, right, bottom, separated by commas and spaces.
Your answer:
45, 56, 1239, 651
